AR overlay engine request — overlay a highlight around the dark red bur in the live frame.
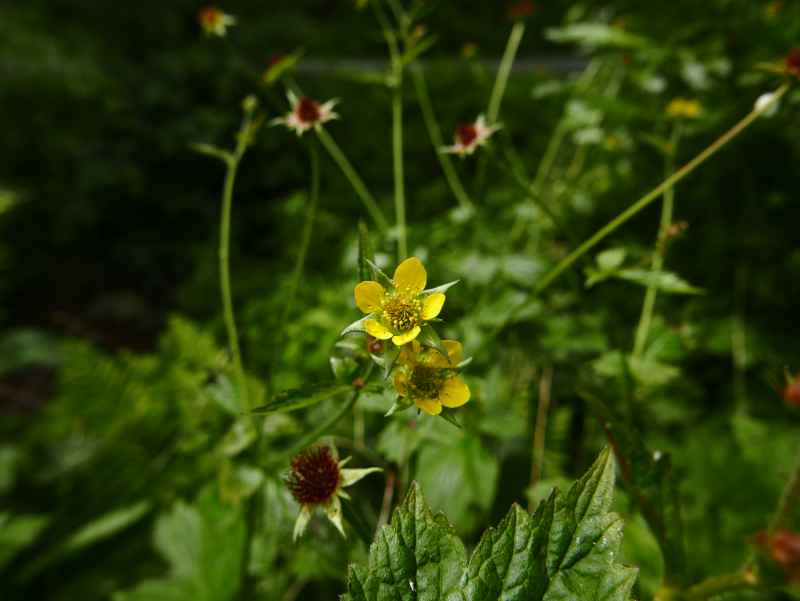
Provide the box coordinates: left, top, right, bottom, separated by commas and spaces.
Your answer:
297, 97, 321, 123
786, 48, 800, 76
780, 377, 800, 408
285, 445, 340, 505
456, 123, 478, 147
508, 1, 535, 20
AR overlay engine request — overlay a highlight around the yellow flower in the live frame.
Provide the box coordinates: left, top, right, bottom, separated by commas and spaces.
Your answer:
391, 340, 470, 416
353, 258, 446, 346
666, 98, 702, 120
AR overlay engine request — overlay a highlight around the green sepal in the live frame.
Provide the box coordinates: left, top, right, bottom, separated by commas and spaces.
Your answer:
357, 219, 376, 283
340, 496, 374, 548
383, 343, 402, 379
416, 324, 450, 364
342, 312, 377, 337
365, 260, 394, 290
385, 393, 414, 416
449, 356, 472, 374
421, 280, 459, 296
370, 353, 386, 370
437, 407, 461, 428
250, 382, 353, 414
580, 391, 688, 585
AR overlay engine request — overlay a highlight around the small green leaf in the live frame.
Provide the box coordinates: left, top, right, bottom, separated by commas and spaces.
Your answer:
580, 392, 687, 585
421, 280, 460, 296
545, 23, 650, 48
437, 407, 461, 428
385, 394, 414, 416
597, 248, 628, 272
449, 356, 473, 374
331, 356, 359, 383
187, 141, 232, 163
615, 270, 705, 294
416, 324, 450, 364
357, 219, 375, 283
343, 448, 638, 601
260, 49, 304, 86
342, 312, 377, 337
366, 259, 394, 290
250, 382, 353, 414
206, 374, 243, 417
62, 501, 151, 555
0, 513, 50, 571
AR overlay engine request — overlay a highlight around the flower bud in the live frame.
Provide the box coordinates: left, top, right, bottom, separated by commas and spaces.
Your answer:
241, 94, 258, 113
785, 47, 800, 77
508, 1, 535, 20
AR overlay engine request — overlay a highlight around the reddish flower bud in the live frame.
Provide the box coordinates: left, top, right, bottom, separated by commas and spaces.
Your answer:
353, 379, 365, 389
785, 48, 800, 76
285, 446, 340, 505
508, 1, 535, 20
667, 221, 688, 239
780, 377, 800, 408
366, 336, 385, 355
267, 53, 285, 68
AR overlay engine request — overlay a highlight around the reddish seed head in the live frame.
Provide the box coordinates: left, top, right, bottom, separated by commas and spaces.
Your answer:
456, 123, 478, 147
297, 97, 321, 123
353, 379, 365, 388
786, 48, 800, 76
508, 1, 535, 20
285, 445, 340, 504
781, 378, 800, 408
366, 336, 385, 354
198, 7, 222, 27
770, 530, 800, 566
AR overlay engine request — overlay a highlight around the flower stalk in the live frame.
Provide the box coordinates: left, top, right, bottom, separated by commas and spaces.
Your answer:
473, 82, 790, 358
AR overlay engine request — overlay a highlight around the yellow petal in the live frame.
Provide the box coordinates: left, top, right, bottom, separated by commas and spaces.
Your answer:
393, 258, 427, 293
441, 340, 462, 367
414, 396, 442, 415
392, 371, 408, 397
398, 340, 421, 365
354, 281, 384, 314
420, 293, 445, 320
438, 376, 470, 408
392, 326, 421, 346
365, 319, 393, 340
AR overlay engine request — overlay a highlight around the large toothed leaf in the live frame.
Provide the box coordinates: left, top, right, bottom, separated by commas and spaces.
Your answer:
342, 448, 638, 601
250, 382, 354, 414
358, 219, 375, 283
580, 392, 687, 586
366, 260, 394, 290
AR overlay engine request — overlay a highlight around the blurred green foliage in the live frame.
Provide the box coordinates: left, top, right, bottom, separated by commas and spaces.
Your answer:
2, 0, 800, 600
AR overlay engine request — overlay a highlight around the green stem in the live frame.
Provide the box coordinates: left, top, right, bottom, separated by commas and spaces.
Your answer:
410, 61, 473, 210
315, 128, 389, 234
767, 441, 800, 534
684, 572, 761, 601
272, 138, 320, 386
219, 113, 254, 411
632, 121, 682, 363
474, 20, 526, 200
393, 77, 408, 262
472, 82, 789, 358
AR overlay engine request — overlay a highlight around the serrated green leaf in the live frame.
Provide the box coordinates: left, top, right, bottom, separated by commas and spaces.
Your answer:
343, 448, 638, 601
615, 270, 705, 295
385, 393, 414, 416
358, 219, 376, 283
250, 382, 353, 414
416, 324, 450, 364
206, 374, 243, 417
366, 259, 394, 290
580, 392, 687, 586
342, 312, 378, 337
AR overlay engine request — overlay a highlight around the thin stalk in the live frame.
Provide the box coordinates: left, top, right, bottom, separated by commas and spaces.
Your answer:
472, 82, 789, 358
393, 78, 408, 262
731, 264, 748, 407
632, 121, 682, 363
286, 391, 361, 457
529, 366, 553, 513
272, 138, 320, 385
410, 61, 473, 210
315, 128, 389, 234
473, 20, 526, 200
283, 75, 388, 234
505, 58, 603, 248
220, 112, 254, 411
766, 435, 800, 534
371, 0, 407, 262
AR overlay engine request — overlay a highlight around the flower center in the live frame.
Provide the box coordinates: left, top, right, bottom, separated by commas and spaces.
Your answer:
285, 446, 340, 505
381, 292, 421, 332
408, 363, 444, 398
456, 123, 477, 146
199, 7, 222, 26
297, 97, 321, 123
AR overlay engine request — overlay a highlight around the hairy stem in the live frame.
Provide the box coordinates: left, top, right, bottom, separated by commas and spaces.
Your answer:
473, 20, 526, 200
768, 441, 800, 534
632, 121, 682, 363
529, 365, 553, 513
410, 61, 473, 210
472, 83, 789, 358
393, 77, 408, 262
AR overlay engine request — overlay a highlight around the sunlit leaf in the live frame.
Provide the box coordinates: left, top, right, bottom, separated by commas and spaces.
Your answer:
250, 382, 354, 414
